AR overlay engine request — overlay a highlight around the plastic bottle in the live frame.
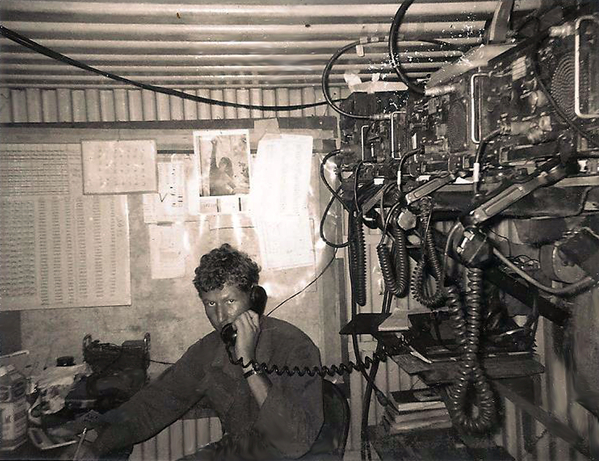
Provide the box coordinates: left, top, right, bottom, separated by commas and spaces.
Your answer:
0, 365, 28, 451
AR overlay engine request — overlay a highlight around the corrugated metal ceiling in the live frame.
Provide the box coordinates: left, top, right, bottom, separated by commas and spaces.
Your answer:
0, 0, 544, 90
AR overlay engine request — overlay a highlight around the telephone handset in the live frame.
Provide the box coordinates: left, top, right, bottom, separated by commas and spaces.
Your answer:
219, 285, 268, 347
220, 323, 237, 347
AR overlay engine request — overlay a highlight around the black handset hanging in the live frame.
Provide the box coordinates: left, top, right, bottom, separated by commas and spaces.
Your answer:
220, 285, 268, 347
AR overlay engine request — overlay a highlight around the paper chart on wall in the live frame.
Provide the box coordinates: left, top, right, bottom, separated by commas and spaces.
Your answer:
254, 214, 314, 270
143, 161, 197, 223
249, 134, 313, 216
0, 195, 131, 310
148, 223, 187, 279
250, 135, 314, 270
81, 139, 158, 194
0, 143, 83, 198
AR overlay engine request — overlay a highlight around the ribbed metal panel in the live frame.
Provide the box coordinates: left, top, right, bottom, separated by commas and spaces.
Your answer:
129, 416, 222, 461
0, 0, 543, 89
0, 86, 348, 123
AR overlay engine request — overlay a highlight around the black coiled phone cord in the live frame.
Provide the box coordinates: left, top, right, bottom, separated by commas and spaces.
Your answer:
348, 211, 368, 306
411, 200, 445, 308
377, 206, 409, 297
445, 269, 495, 432
225, 341, 405, 379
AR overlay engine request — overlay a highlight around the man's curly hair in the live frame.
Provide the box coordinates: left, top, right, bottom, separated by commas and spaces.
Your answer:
193, 243, 260, 294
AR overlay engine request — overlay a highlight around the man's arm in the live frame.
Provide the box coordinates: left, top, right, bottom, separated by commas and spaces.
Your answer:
234, 310, 272, 407
90, 340, 209, 456
254, 341, 324, 459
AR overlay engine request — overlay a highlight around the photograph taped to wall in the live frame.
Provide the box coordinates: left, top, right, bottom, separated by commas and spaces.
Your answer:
193, 129, 251, 203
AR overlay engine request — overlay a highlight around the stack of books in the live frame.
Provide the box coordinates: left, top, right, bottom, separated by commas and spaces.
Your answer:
382, 388, 452, 434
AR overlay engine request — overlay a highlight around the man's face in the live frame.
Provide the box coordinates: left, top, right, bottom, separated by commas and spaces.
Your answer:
200, 282, 251, 332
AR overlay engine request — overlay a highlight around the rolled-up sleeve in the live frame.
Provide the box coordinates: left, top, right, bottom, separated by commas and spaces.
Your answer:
255, 342, 324, 459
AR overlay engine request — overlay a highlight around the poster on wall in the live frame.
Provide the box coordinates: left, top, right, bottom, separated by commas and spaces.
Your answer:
193, 129, 251, 214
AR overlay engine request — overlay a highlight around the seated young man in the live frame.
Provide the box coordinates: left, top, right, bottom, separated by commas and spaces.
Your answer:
64, 244, 324, 460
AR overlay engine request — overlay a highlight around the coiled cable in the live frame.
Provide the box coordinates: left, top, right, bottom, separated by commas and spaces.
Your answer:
445, 271, 495, 432
411, 200, 446, 308
377, 206, 409, 297
349, 212, 368, 306
225, 339, 400, 379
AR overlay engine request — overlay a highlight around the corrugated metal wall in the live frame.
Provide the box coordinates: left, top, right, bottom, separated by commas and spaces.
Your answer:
129, 417, 222, 461
0, 86, 347, 123
0, 0, 543, 89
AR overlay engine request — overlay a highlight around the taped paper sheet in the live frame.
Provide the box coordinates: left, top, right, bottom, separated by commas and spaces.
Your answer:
0, 195, 131, 310
81, 139, 157, 194
148, 223, 187, 279
250, 135, 314, 270
143, 156, 200, 223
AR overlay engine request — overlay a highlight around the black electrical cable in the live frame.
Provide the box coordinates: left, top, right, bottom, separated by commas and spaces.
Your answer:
348, 212, 368, 306
530, 33, 599, 149
319, 186, 349, 248
353, 161, 365, 215
411, 200, 446, 308
150, 359, 174, 365
381, 201, 403, 234
474, 129, 502, 165
0, 25, 340, 112
320, 184, 350, 248
377, 205, 409, 297
493, 247, 595, 296
225, 338, 401, 378
378, 183, 395, 226
321, 38, 389, 120
346, 227, 391, 406
360, 291, 393, 461
388, 0, 425, 96
398, 147, 424, 184
473, 128, 503, 193
319, 151, 353, 213
391, 222, 410, 296
265, 249, 338, 317
514, 2, 564, 36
